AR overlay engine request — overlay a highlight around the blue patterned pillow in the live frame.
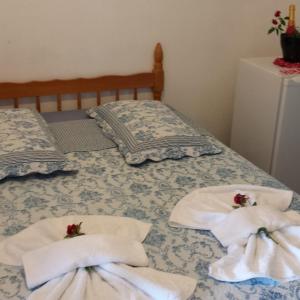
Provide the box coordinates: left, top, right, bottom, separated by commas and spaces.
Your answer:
0, 109, 74, 180
87, 100, 222, 164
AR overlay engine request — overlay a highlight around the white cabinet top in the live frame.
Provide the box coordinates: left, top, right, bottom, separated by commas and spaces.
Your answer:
240, 57, 300, 85
240, 57, 282, 77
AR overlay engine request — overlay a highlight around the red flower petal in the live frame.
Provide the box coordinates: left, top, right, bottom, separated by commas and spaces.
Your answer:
234, 193, 248, 205
67, 225, 73, 235
234, 194, 242, 205
274, 10, 281, 17
66, 224, 77, 235
272, 19, 278, 25
71, 224, 77, 233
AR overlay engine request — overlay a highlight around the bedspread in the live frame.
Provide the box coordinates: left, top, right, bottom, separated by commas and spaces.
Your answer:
1, 139, 300, 300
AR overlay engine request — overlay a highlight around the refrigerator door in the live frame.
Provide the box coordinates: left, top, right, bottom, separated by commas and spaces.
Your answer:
231, 58, 283, 172
271, 77, 300, 193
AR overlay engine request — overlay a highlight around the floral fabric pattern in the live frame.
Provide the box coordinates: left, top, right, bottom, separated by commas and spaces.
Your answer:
0, 134, 299, 299
0, 109, 73, 180
87, 100, 221, 164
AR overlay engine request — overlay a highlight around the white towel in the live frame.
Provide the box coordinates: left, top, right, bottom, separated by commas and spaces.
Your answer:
1, 216, 197, 299
169, 185, 293, 230
100, 264, 197, 300
22, 234, 149, 289
168, 185, 300, 283
208, 206, 300, 282
0, 215, 151, 266
210, 206, 300, 247
209, 225, 300, 282
28, 264, 197, 300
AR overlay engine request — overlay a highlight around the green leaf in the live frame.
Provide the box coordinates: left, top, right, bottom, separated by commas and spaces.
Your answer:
276, 28, 279, 35
268, 27, 275, 34
285, 16, 289, 20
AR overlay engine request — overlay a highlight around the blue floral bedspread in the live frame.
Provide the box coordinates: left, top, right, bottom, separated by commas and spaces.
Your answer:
1, 139, 300, 300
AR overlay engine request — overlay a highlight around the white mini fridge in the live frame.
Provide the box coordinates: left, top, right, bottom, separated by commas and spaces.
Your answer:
231, 57, 300, 194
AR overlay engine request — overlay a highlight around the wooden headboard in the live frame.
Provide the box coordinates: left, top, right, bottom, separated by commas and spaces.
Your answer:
0, 43, 164, 112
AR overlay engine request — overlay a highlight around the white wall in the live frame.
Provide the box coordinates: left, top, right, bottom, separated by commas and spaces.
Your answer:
1, 0, 299, 143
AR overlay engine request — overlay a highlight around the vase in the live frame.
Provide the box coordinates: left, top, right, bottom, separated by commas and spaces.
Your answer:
280, 33, 300, 62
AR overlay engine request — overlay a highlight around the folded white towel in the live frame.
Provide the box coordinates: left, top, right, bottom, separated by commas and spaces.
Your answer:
207, 206, 300, 282
168, 184, 300, 283
100, 264, 197, 300
22, 234, 149, 289
28, 264, 197, 300
1, 216, 196, 299
211, 206, 300, 247
0, 215, 151, 266
169, 185, 293, 230
209, 225, 300, 282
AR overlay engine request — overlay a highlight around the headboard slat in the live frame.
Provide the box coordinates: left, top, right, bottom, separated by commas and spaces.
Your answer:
115, 90, 120, 101
57, 94, 62, 111
36, 96, 41, 112
14, 98, 19, 108
77, 93, 82, 110
134, 88, 138, 100
96, 91, 101, 106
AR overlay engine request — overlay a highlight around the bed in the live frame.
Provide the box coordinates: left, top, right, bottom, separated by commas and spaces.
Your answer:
0, 43, 300, 299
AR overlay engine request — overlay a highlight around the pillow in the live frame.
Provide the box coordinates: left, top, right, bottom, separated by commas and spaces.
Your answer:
0, 109, 73, 180
49, 119, 116, 153
87, 100, 222, 164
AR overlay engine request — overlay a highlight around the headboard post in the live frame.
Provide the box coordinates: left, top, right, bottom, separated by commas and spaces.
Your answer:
152, 43, 164, 101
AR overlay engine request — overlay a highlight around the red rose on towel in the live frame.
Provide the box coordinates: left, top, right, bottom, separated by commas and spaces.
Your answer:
65, 222, 85, 238
67, 224, 77, 235
233, 193, 257, 209
234, 193, 248, 206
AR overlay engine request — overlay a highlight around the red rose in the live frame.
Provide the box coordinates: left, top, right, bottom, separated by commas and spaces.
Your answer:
234, 194, 242, 205
67, 224, 77, 235
274, 10, 281, 17
234, 193, 247, 205
65, 222, 84, 238
268, 10, 289, 36
67, 225, 72, 235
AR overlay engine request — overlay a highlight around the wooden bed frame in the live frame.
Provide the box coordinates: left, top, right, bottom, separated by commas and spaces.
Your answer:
0, 43, 164, 112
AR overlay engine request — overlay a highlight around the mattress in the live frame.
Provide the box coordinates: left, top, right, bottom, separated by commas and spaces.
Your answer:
0, 113, 299, 299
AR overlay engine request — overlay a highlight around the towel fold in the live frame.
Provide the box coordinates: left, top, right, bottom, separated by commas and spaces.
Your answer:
0, 215, 151, 266
207, 206, 300, 282
28, 264, 197, 300
169, 185, 293, 230
168, 184, 300, 283
99, 264, 197, 300
211, 206, 300, 247
22, 234, 149, 289
209, 225, 300, 282
0, 216, 196, 299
